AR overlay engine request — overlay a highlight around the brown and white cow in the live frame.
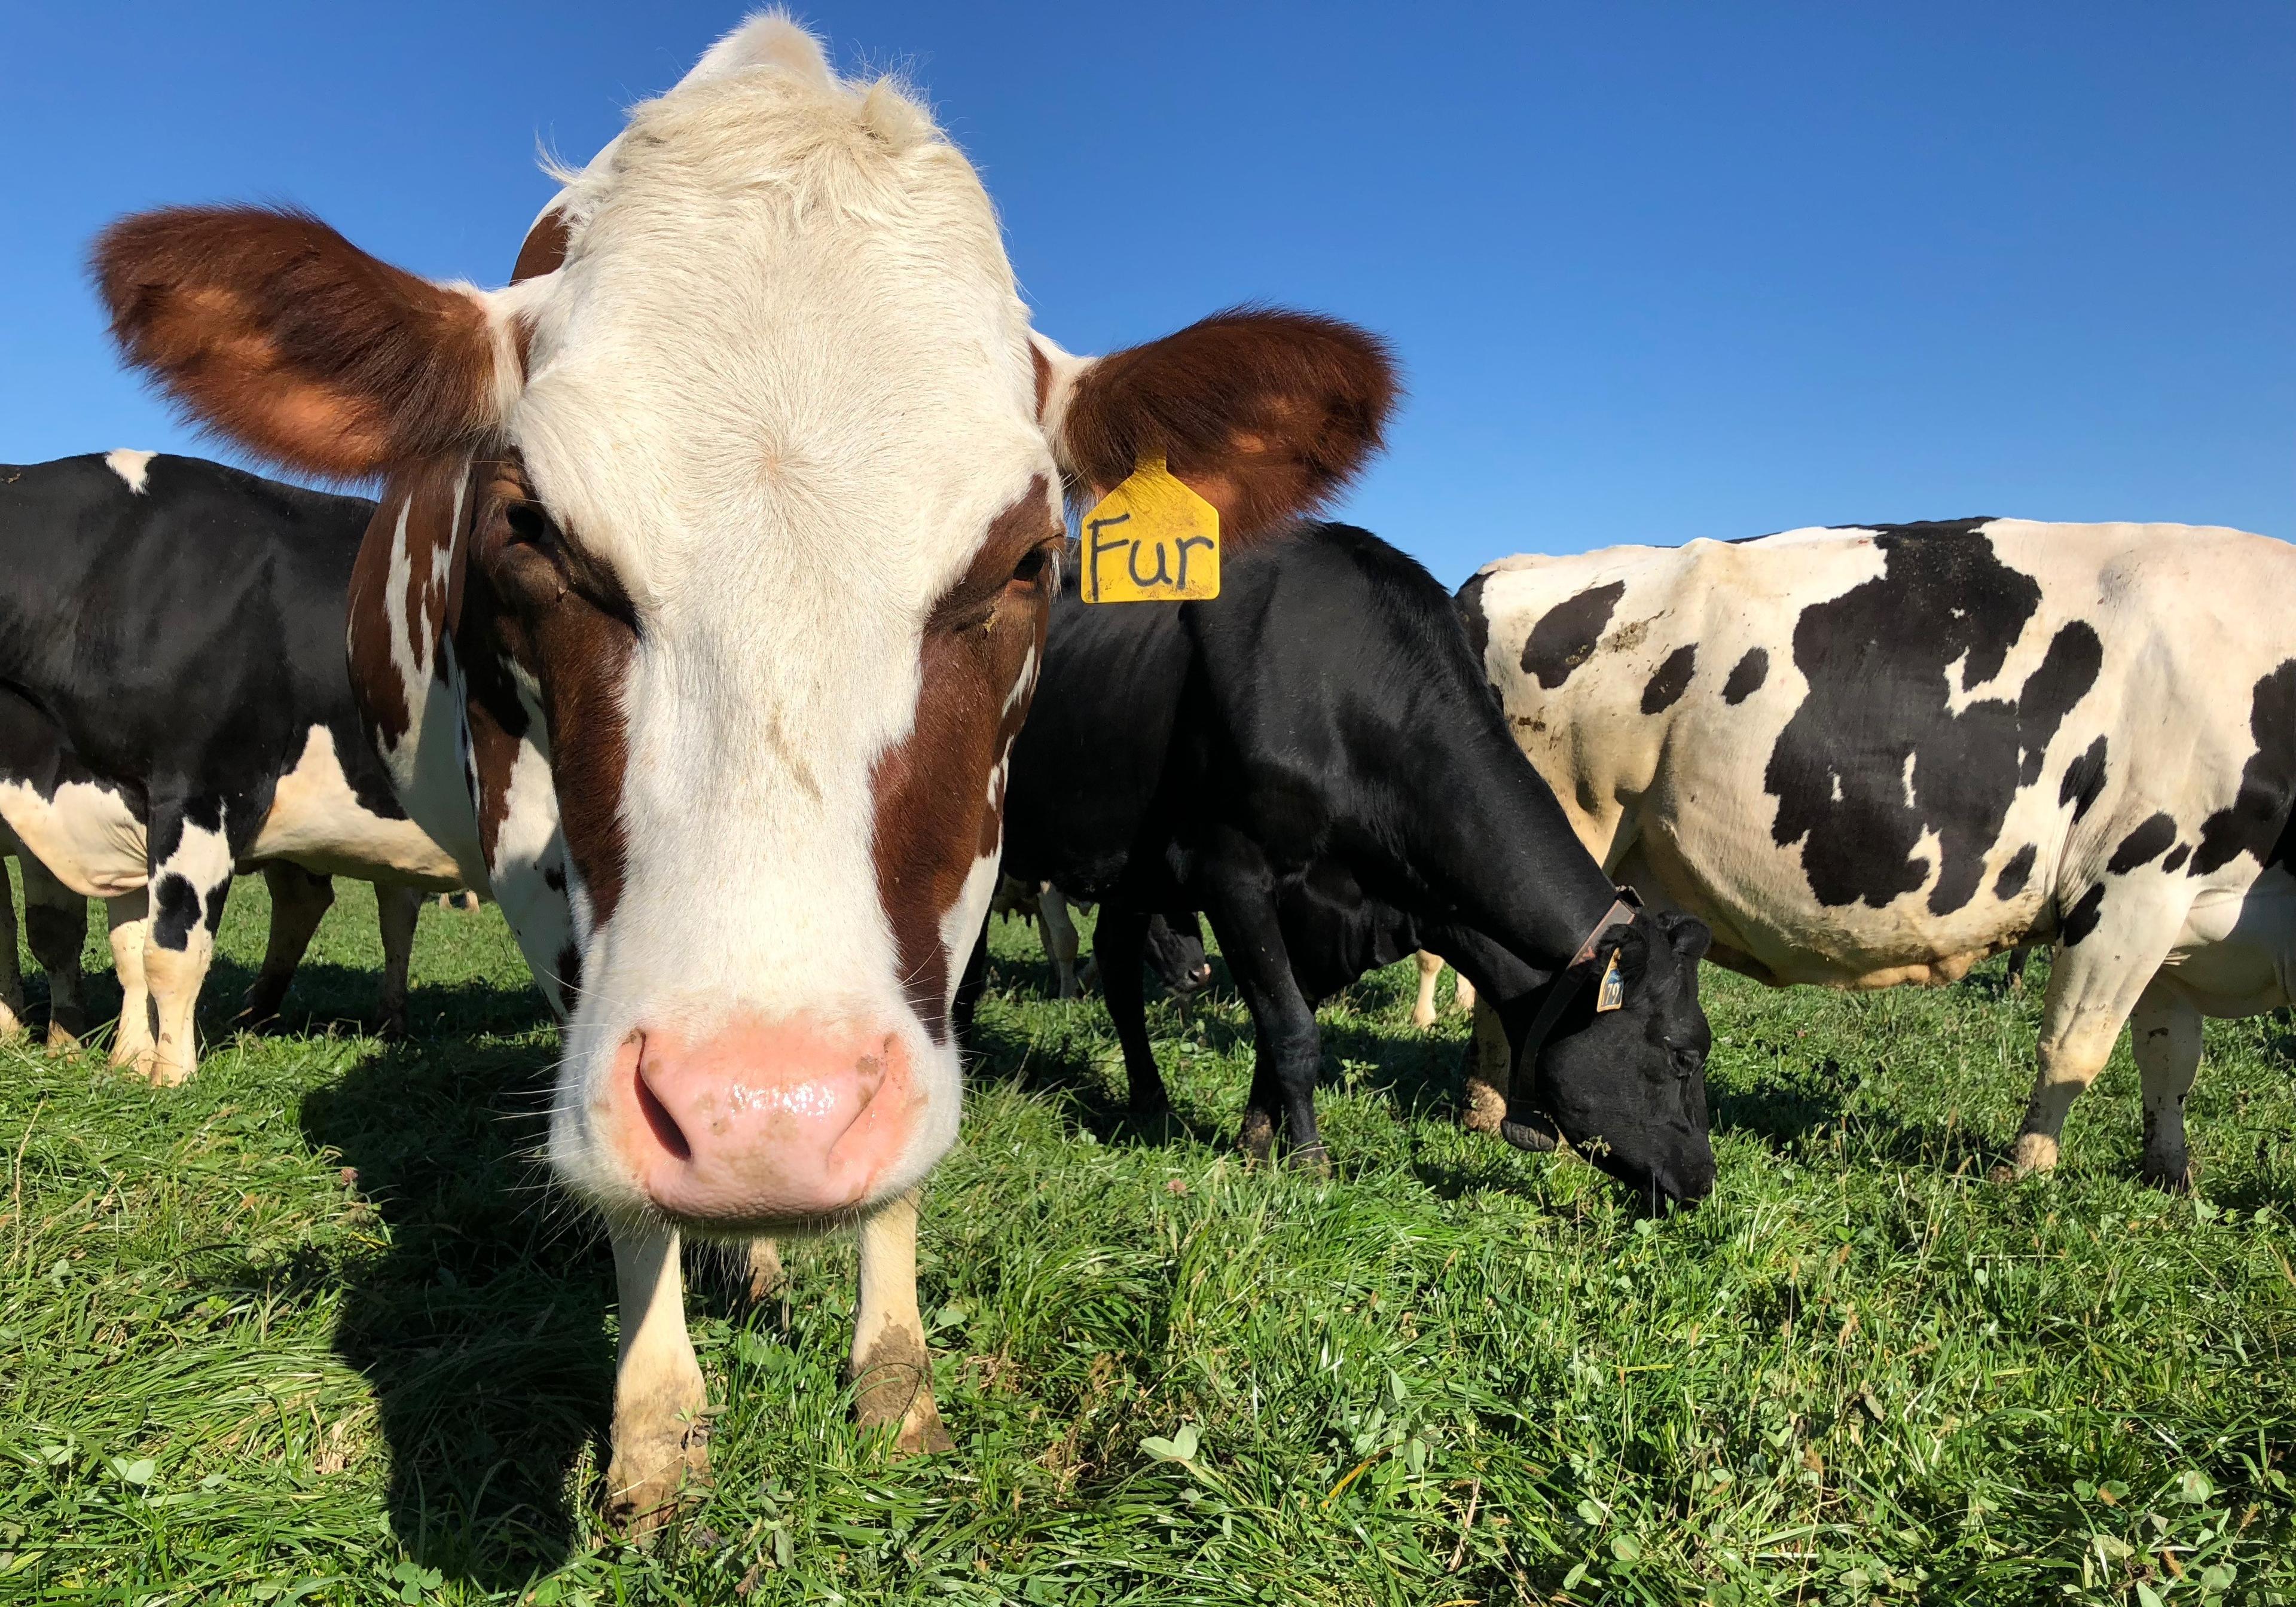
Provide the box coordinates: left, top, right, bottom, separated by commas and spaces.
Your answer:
1463, 518, 2296, 1189
94, 17, 1393, 1523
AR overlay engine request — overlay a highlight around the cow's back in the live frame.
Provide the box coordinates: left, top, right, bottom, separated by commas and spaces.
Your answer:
1467, 518, 2296, 989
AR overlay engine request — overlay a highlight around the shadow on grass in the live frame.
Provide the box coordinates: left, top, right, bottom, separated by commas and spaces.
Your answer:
292, 987, 613, 1591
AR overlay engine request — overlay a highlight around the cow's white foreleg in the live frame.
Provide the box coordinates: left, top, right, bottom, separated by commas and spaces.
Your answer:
1037, 889, 1080, 1000
106, 894, 154, 1075
851, 1189, 952, 1453
1462, 993, 1510, 1132
2130, 979, 2202, 1189
1412, 951, 1443, 1028
605, 1221, 709, 1529
143, 934, 214, 1087
1454, 971, 1477, 1015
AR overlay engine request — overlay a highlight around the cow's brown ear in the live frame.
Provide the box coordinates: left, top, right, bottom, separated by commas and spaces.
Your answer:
1043, 308, 1398, 543
91, 204, 508, 480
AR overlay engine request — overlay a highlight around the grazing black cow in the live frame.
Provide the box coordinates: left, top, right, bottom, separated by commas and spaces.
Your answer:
0, 453, 465, 1079
979, 524, 1717, 1206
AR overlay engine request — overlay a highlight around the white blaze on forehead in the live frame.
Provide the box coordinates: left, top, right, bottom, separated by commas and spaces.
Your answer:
105, 448, 155, 493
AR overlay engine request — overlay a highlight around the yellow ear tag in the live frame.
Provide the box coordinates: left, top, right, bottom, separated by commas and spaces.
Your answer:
1595, 951, 1625, 1013
1079, 454, 1220, 603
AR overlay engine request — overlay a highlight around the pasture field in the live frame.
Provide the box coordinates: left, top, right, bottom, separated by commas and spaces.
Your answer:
2, 873, 2294, 1606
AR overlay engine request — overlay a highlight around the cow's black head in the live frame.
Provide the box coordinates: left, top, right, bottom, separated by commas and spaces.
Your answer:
1529, 911, 1715, 1208
1144, 914, 1215, 1001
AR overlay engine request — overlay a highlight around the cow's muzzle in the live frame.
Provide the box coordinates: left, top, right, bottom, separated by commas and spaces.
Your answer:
604, 1013, 923, 1226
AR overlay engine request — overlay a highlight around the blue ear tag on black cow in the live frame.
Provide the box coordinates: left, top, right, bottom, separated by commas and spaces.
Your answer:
1595, 952, 1625, 1013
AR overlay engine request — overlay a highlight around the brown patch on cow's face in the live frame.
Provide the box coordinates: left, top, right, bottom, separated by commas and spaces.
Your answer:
91, 205, 501, 481
469, 454, 639, 927
871, 478, 1061, 1041
346, 456, 474, 756
1058, 308, 1397, 542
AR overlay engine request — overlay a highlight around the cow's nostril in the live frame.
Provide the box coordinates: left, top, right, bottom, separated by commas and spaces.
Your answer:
634, 1058, 692, 1162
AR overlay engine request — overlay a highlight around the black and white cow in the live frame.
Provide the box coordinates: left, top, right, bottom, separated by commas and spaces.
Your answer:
982, 523, 1717, 1206
1464, 517, 2296, 1186
0, 452, 464, 1080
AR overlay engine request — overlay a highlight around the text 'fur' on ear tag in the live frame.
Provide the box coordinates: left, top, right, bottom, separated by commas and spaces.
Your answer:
1595, 951, 1625, 1013
1080, 454, 1220, 603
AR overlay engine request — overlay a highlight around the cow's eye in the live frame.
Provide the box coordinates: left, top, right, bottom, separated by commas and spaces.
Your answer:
1009, 538, 1059, 590
503, 500, 551, 548
1669, 1044, 1705, 1079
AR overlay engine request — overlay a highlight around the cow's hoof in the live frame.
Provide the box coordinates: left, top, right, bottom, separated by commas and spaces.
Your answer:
882, 1391, 954, 1456
1460, 1078, 1508, 1135
235, 988, 286, 1031
1127, 1105, 1182, 1145
1990, 1132, 2060, 1182
852, 1331, 952, 1454
378, 1010, 408, 1043
1410, 1007, 1438, 1031
2141, 1157, 2195, 1193
45, 1022, 83, 1053
1236, 1111, 1276, 1165
605, 1423, 710, 1536
1286, 1142, 1332, 1178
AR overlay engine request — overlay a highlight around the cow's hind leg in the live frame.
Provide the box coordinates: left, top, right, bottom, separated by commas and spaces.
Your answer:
605, 1221, 709, 1532
20, 858, 88, 1050
2131, 980, 2203, 1190
141, 799, 239, 1086
851, 1189, 952, 1453
242, 864, 332, 1028
107, 893, 155, 1075
2003, 901, 2182, 1178
374, 882, 420, 1039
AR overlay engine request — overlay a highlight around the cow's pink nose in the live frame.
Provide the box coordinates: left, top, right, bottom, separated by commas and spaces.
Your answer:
608, 1015, 921, 1224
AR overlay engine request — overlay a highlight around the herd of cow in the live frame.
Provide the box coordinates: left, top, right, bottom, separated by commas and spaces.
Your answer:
12, 16, 2290, 1529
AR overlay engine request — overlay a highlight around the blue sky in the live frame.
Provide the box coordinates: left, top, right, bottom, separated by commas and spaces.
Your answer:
5, 2, 2289, 585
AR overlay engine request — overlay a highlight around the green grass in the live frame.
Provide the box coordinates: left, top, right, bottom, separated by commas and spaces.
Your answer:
2, 872, 2294, 1605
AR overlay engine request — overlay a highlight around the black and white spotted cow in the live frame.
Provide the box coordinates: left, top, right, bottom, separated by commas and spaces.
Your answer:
1463, 517, 2296, 1186
0, 452, 465, 1080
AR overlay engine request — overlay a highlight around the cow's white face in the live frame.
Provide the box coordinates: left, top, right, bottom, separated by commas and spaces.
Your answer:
491, 39, 1058, 1226
94, 14, 1395, 1237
